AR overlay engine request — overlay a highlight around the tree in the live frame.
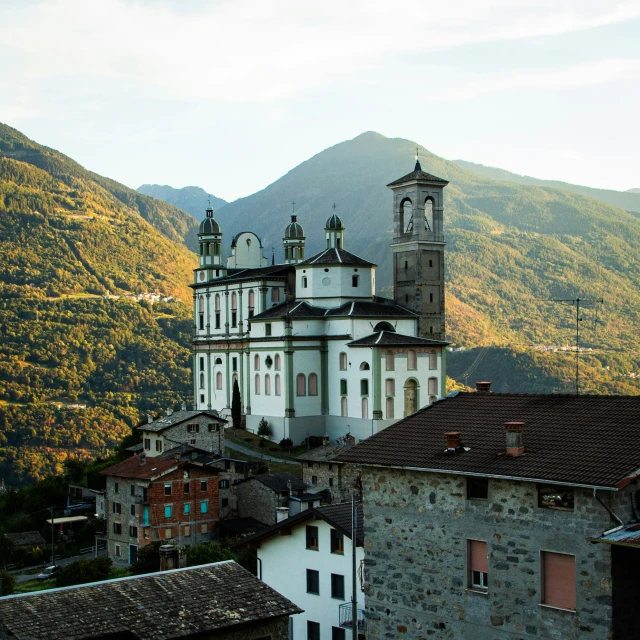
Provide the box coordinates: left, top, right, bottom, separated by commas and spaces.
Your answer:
186, 542, 233, 567
131, 541, 162, 575
257, 418, 272, 438
0, 534, 15, 568
279, 438, 293, 450
231, 379, 242, 429
0, 570, 15, 596
55, 557, 112, 588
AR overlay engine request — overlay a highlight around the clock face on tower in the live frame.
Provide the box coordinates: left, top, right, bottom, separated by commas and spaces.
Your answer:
199, 271, 205, 282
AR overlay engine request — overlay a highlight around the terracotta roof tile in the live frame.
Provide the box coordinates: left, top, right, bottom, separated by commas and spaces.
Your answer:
99, 455, 178, 480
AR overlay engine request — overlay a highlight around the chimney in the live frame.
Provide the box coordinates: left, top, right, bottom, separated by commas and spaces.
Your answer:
286, 480, 292, 497
147, 414, 153, 424
159, 544, 178, 571
276, 507, 289, 523
444, 431, 461, 452
322, 434, 330, 446
139, 452, 146, 465
166, 407, 173, 416
181, 402, 187, 411
504, 422, 525, 457
476, 381, 492, 393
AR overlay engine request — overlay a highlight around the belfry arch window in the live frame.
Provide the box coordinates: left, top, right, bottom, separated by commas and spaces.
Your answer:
425, 197, 434, 232
359, 362, 370, 371
374, 321, 395, 333
275, 354, 281, 370
198, 296, 204, 331
275, 374, 281, 395
255, 374, 260, 395
199, 372, 205, 389
214, 295, 221, 329
265, 374, 271, 395
254, 355, 260, 370
231, 293, 237, 328
400, 198, 413, 234
248, 290, 255, 319
404, 379, 418, 416
429, 350, 438, 369
216, 372, 222, 390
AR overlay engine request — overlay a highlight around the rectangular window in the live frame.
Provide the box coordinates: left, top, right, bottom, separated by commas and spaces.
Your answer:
184, 482, 190, 494
187, 424, 200, 433
232, 357, 238, 372
144, 438, 150, 450
183, 525, 190, 536
220, 479, 229, 489
143, 528, 150, 540
129, 525, 138, 538
266, 323, 272, 337
114, 482, 119, 494
231, 311, 237, 328
200, 501, 208, 514
129, 484, 135, 497
199, 357, 205, 372
311, 475, 318, 486
306, 569, 320, 594
467, 477, 488, 500
330, 528, 344, 554
385, 351, 394, 371
352, 275, 359, 287
215, 312, 221, 329
469, 540, 488, 590
339, 353, 347, 370
199, 314, 204, 330
184, 503, 191, 515
385, 379, 395, 396
302, 276, 308, 288
221, 498, 229, 508
130, 504, 136, 517
307, 621, 320, 640
165, 528, 172, 539
331, 573, 345, 599
340, 379, 347, 395
208, 423, 218, 432
332, 628, 346, 640
155, 440, 163, 452
113, 523, 122, 534
112, 502, 121, 514
200, 523, 208, 534
164, 483, 172, 496
200, 480, 208, 492
538, 485, 574, 511
164, 505, 173, 518
115, 544, 121, 557
542, 552, 576, 609
329, 477, 334, 487
360, 379, 369, 396
306, 525, 319, 550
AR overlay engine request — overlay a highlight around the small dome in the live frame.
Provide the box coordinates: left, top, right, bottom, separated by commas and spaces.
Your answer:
284, 215, 304, 239
325, 212, 344, 230
199, 207, 220, 235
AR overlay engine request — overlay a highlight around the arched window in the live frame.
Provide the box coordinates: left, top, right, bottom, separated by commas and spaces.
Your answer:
308, 373, 318, 396
428, 377, 438, 396
265, 374, 271, 395
341, 396, 347, 417
339, 352, 347, 370
407, 350, 417, 370
429, 350, 438, 369
400, 198, 413, 234
385, 350, 394, 371
385, 379, 395, 396
297, 374, 306, 396
361, 397, 368, 419
254, 354, 260, 370
232, 373, 238, 386
274, 354, 281, 370
425, 197, 434, 232
216, 372, 222, 390
374, 321, 395, 333
248, 290, 255, 309
231, 292, 237, 310
405, 379, 418, 416
215, 295, 220, 311
198, 296, 204, 313
271, 288, 280, 303
359, 362, 370, 371
275, 374, 281, 396
199, 372, 205, 389
429, 395, 437, 405
255, 374, 260, 395
214, 294, 221, 330
386, 397, 394, 419
215, 357, 222, 365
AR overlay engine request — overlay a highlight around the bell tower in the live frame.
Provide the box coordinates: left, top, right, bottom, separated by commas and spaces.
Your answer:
197, 204, 225, 280
387, 153, 448, 341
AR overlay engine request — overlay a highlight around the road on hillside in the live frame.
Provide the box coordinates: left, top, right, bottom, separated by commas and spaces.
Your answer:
225, 440, 299, 464
13, 548, 107, 583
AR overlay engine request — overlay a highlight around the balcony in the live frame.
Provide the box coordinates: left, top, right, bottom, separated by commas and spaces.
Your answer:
339, 602, 366, 632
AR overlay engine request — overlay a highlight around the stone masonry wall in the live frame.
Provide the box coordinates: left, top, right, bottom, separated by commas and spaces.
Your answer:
362, 467, 635, 640
235, 479, 279, 525
302, 461, 359, 504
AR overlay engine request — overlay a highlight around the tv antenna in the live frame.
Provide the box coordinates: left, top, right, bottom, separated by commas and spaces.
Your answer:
537, 297, 604, 394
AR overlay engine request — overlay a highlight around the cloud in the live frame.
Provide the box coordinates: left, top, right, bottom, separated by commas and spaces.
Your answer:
1, 0, 639, 109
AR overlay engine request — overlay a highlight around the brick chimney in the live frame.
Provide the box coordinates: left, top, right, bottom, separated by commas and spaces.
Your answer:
476, 381, 492, 393
166, 407, 173, 416
147, 414, 153, 424
159, 544, 178, 571
505, 422, 525, 457
322, 434, 330, 446
139, 452, 146, 465
445, 431, 461, 451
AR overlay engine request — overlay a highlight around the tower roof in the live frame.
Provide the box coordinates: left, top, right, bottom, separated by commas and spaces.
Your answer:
325, 212, 344, 230
284, 215, 305, 239
387, 159, 449, 187
199, 207, 220, 235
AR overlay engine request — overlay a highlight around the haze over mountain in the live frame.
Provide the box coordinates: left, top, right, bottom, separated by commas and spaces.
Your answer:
137, 184, 227, 224
453, 159, 640, 215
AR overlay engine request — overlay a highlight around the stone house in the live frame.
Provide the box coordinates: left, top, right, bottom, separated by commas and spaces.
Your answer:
336, 388, 640, 640
4, 531, 46, 551
138, 408, 226, 457
234, 473, 321, 525
0, 560, 301, 639
100, 454, 220, 564
234, 502, 365, 640
207, 456, 259, 519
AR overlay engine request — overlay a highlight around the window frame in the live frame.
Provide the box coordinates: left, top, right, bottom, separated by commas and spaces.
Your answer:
467, 477, 489, 501
331, 573, 345, 600
330, 528, 344, 555
468, 539, 489, 592
306, 569, 320, 595
540, 550, 576, 610
306, 525, 319, 550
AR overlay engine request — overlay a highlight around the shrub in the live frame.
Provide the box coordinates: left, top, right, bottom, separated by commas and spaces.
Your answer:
131, 541, 162, 575
186, 542, 233, 568
56, 557, 112, 588
257, 418, 272, 437
0, 569, 15, 595
279, 438, 293, 450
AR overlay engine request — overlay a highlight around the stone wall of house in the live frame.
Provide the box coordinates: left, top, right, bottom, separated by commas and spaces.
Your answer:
235, 479, 279, 525
302, 461, 359, 504
141, 413, 225, 457
362, 467, 635, 640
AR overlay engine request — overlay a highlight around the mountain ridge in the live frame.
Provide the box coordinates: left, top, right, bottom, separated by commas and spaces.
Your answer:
137, 184, 227, 223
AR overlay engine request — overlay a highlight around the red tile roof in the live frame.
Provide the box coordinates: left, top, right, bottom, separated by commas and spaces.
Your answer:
99, 455, 177, 480
335, 392, 640, 489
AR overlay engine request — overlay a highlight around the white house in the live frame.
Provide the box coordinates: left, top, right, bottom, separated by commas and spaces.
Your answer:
190, 160, 450, 443
233, 502, 365, 640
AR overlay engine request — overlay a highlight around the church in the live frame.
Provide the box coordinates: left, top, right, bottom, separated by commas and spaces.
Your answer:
190, 159, 449, 443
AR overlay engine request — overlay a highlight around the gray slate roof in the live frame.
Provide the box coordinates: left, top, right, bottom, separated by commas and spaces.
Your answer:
299, 248, 375, 267
5, 531, 46, 547
347, 330, 449, 347
0, 561, 301, 640
386, 160, 449, 187
238, 473, 307, 493
297, 443, 353, 463
139, 409, 226, 433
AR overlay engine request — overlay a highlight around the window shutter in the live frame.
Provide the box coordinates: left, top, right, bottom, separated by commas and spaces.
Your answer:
470, 540, 488, 574
543, 552, 576, 609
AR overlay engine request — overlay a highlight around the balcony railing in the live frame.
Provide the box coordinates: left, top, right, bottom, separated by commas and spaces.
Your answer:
339, 602, 366, 632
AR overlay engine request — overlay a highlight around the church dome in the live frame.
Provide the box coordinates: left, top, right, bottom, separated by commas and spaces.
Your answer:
284, 215, 304, 239
199, 207, 220, 235
325, 212, 344, 230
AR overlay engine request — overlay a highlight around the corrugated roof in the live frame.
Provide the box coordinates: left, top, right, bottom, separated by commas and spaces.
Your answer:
0, 561, 301, 640
335, 392, 640, 488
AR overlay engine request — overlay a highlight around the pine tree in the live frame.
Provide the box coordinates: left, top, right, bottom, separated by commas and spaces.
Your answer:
232, 379, 242, 429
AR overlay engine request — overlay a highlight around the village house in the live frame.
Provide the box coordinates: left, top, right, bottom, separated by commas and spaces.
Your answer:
234, 502, 365, 640
336, 386, 640, 640
100, 454, 220, 564
0, 560, 301, 639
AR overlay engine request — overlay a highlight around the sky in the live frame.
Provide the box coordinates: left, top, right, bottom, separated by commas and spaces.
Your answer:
1, 0, 639, 202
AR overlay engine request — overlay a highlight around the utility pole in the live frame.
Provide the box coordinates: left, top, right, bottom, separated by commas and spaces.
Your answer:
351, 491, 358, 640
48, 507, 56, 566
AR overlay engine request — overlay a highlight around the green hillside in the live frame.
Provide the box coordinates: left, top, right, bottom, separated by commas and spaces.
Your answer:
0, 124, 197, 484
137, 184, 227, 222
453, 159, 640, 214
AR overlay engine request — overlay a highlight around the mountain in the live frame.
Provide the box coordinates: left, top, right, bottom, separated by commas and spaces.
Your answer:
137, 184, 227, 222
0, 123, 197, 483
453, 159, 640, 214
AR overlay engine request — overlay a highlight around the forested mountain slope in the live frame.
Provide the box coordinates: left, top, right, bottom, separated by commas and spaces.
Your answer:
0, 124, 196, 483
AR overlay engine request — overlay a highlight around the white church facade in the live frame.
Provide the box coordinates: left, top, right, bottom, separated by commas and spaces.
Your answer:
190, 160, 450, 443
